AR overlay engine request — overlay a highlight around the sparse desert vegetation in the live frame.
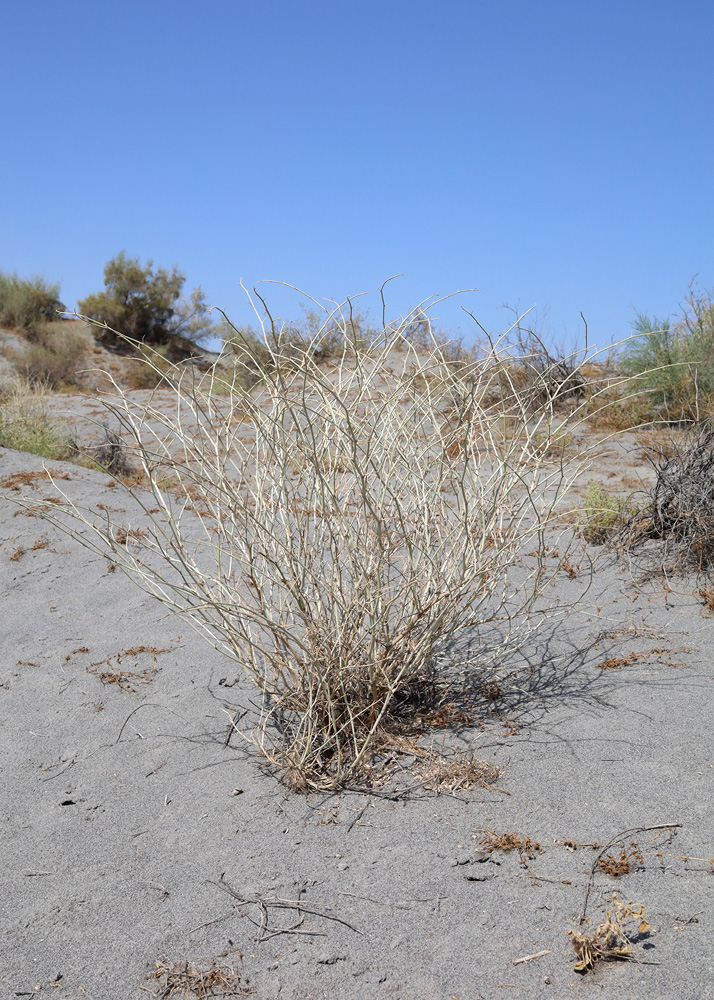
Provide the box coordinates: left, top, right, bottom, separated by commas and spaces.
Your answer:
6, 274, 714, 789
3, 272, 714, 996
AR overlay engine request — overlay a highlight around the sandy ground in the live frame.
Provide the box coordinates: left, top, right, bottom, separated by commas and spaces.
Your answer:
1, 441, 713, 1000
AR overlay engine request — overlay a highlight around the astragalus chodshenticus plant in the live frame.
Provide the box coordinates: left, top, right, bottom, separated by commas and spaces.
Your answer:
37, 285, 618, 790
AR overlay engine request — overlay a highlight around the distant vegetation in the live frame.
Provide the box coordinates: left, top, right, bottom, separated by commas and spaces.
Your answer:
0, 270, 87, 390
12, 322, 90, 390
0, 270, 65, 338
78, 251, 216, 351
619, 284, 714, 421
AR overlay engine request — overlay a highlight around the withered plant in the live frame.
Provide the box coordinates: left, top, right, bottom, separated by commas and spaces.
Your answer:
32, 283, 628, 790
150, 956, 251, 998
644, 418, 714, 570
478, 829, 543, 862
569, 892, 650, 973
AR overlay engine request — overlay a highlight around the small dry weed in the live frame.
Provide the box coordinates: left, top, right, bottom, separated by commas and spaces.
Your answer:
599, 646, 670, 670
698, 586, 714, 614
113, 525, 149, 545
149, 956, 252, 998
569, 892, 650, 973
597, 841, 644, 877
1, 470, 71, 491
558, 555, 580, 579
478, 830, 543, 862
85, 643, 173, 695
31, 532, 53, 551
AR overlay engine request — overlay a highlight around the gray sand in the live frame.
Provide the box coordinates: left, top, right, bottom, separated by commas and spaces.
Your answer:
1, 446, 713, 999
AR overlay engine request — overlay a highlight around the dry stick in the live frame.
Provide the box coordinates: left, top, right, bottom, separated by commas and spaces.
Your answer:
115, 702, 186, 744
513, 950, 551, 966
579, 822, 682, 924
223, 712, 238, 748
345, 802, 369, 832
189, 910, 235, 934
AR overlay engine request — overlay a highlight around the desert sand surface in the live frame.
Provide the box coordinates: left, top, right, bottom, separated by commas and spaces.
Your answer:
1, 429, 713, 999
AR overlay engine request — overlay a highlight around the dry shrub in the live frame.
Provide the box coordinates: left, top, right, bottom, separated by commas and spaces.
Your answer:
622, 418, 714, 570
74, 423, 134, 476
569, 892, 650, 973
34, 284, 626, 791
586, 385, 659, 431
11, 322, 89, 388
635, 427, 679, 463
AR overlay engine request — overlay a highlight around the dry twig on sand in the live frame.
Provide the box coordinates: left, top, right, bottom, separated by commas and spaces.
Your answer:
211, 875, 360, 943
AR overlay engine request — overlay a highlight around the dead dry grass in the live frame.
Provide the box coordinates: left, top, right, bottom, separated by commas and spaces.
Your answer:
411, 754, 501, 795
1, 469, 71, 490
77, 643, 176, 695
478, 830, 543, 862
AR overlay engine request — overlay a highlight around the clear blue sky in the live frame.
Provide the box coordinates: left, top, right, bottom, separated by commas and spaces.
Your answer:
2, 0, 713, 350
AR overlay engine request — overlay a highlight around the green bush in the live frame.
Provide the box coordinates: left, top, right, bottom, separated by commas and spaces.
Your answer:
581, 480, 642, 544
620, 288, 714, 420
11, 322, 89, 388
78, 251, 216, 350
0, 271, 65, 337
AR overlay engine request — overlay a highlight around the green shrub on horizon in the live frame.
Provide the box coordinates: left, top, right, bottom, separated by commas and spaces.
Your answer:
78, 251, 216, 350
0, 270, 65, 337
619, 288, 714, 421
